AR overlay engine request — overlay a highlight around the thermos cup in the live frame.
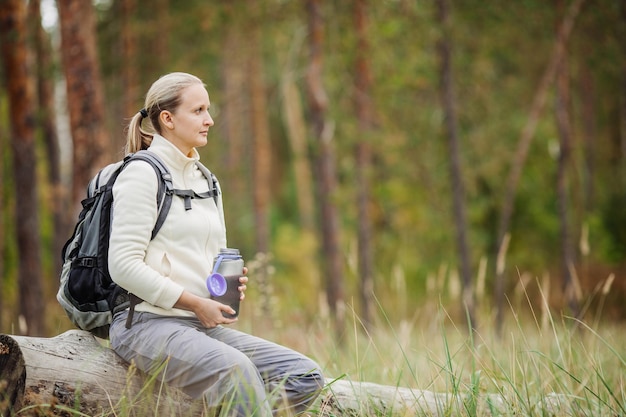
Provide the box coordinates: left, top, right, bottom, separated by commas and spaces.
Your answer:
206, 248, 244, 318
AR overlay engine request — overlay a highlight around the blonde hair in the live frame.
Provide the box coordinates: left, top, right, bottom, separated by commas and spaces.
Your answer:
126, 72, 205, 153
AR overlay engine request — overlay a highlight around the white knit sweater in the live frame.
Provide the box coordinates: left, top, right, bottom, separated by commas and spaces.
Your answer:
108, 134, 227, 317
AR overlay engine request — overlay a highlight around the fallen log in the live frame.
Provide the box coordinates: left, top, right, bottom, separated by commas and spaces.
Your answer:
1, 330, 571, 416
0, 330, 200, 416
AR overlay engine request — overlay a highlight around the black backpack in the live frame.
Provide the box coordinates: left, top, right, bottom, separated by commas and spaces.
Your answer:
57, 150, 219, 338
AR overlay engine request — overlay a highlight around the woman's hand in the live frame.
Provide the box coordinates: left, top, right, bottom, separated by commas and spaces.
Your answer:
175, 291, 237, 328
238, 266, 249, 301
194, 298, 237, 328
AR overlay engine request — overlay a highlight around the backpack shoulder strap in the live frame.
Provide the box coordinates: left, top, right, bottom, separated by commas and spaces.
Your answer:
194, 161, 226, 229
194, 161, 220, 203
123, 150, 174, 240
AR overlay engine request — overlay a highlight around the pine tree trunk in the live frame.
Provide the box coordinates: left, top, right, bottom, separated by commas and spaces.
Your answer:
620, 1, 626, 178
305, 0, 345, 337
248, 0, 272, 257
121, 0, 139, 138
221, 3, 248, 240
0, 88, 6, 331
555, 0, 579, 315
28, 0, 66, 276
248, 0, 273, 320
153, 0, 170, 72
57, 0, 110, 213
0, 0, 45, 337
436, 0, 475, 329
353, 0, 375, 331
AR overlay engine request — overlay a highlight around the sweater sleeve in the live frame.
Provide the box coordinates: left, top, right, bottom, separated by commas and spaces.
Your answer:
108, 160, 184, 309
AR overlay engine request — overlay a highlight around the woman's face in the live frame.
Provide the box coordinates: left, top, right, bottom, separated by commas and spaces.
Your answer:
161, 83, 214, 156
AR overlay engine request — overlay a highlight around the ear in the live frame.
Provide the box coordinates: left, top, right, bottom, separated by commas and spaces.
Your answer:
159, 110, 174, 130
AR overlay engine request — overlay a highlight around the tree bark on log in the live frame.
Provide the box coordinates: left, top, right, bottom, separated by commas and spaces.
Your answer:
0, 331, 199, 416
1, 331, 571, 416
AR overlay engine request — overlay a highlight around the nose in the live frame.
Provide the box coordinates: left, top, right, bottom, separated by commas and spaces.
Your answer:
205, 112, 214, 126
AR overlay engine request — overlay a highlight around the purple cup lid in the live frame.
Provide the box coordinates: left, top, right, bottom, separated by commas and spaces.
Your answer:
207, 273, 227, 296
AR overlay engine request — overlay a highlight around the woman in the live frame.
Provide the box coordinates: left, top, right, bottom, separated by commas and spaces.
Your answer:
108, 72, 324, 416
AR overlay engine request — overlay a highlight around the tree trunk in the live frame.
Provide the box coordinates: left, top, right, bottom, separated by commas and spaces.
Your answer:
305, 0, 345, 337
0, 98, 6, 330
220, 3, 249, 241
436, 0, 475, 329
247, 0, 273, 320
555, 0, 579, 316
494, 0, 585, 335
57, 0, 110, 212
153, 0, 170, 73
0, 0, 45, 337
353, 0, 375, 331
27, 0, 66, 277
620, 1, 626, 180
0, 331, 570, 417
121, 0, 139, 132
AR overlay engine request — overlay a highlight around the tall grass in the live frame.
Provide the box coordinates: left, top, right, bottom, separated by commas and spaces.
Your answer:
288, 290, 625, 416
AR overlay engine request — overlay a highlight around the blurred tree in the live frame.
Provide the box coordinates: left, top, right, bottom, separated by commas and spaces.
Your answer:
57, 0, 109, 211
154, 0, 170, 71
0, 98, 5, 328
220, 3, 249, 242
248, 1, 271, 256
306, 0, 345, 336
436, 0, 475, 329
27, 0, 65, 276
621, 0, 626, 181
120, 0, 139, 124
555, 0, 579, 315
0, 0, 45, 336
248, 0, 273, 318
353, 0, 375, 331
0, 112, 4, 330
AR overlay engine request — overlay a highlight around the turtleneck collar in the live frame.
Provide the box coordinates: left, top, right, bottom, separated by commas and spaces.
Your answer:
148, 134, 200, 170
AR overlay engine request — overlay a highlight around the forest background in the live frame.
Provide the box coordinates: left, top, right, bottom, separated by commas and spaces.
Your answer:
0, 0, 625, 342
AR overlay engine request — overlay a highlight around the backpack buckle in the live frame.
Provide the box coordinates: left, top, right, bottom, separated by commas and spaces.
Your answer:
73, 257, 96, 268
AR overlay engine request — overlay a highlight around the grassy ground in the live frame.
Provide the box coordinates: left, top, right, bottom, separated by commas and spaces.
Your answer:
285, 302, 626, 416
224, 274, 625, 417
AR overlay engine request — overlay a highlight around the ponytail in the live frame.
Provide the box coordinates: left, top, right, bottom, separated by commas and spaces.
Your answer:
125, 111, 154, 154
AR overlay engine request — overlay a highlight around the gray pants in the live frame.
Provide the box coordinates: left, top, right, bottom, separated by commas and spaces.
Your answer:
110, 311, 324, 416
